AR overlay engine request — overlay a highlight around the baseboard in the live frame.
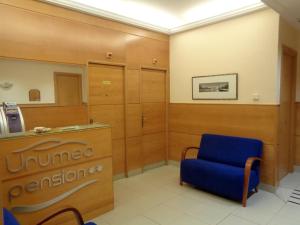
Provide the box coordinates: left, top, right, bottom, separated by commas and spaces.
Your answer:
168, 160, 180, 167
294, 166, 300, 173
258, 183, 277, 193
113, 173, 126, 181
127, 168, 143, 177
143, 161, 166, 171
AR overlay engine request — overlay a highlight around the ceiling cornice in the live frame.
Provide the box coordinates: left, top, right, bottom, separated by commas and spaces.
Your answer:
42, 0, 267, 35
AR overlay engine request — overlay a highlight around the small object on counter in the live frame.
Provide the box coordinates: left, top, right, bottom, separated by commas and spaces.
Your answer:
33, 127, 51, 133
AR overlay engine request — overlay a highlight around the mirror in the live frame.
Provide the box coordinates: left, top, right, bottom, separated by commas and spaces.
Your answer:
0, 58, 87, 105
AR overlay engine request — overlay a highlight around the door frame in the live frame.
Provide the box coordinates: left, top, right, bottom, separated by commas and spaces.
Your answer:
278, 45, 298, 180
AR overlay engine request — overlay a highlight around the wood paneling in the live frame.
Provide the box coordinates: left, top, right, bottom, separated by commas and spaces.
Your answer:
0, 4, 127, 64
126, 104, 142, 138
89, 105, 124, 140
21, 105, 88, 130
126, 137, 142, 171
294, 103, 300, 165
142, 69, 166, 103
143, 103, 166, 134
168, 103, 279, 185
142, 133, 166, 166
126, 69, 140, 103
54, 73, 82, 106
88, 64, 124, 105
169, 104, 278, 144
278, 48, 296, 179
0, 0, 169, 41
112, 139, 125, 175
141, 38, 169, 68
168, 132, 200, 161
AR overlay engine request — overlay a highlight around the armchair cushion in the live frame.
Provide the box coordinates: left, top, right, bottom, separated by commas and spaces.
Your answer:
198, 134, 263, 171
181, 159, 259, 201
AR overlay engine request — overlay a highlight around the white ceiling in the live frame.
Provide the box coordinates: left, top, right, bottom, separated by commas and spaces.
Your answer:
262, 0, 300, 30
43, 0, 266, 34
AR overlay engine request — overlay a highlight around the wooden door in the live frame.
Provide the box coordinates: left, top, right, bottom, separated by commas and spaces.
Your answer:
54, 73, 82, 106
278, 47, 297, 180
88, 63, 125, 176
141, 68, 167, 167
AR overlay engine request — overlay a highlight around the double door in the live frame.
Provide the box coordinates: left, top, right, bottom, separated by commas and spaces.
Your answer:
88, 63, 167, 175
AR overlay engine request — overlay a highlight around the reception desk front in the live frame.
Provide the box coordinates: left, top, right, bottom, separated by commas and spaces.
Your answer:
0, 124, 114, 225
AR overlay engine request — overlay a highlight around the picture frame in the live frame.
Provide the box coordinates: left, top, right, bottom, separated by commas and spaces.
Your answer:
192, 73, 238, 100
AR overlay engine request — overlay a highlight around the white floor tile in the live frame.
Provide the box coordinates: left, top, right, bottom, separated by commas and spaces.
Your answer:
91, 165, 300, 225
233, 190, 284, 225
165, 213, 210, 225
218, 215, 258, 225
123, 215, 159, 225
143, 204, 185, 225
279, 172, 300, 189
268, 203, 300, 225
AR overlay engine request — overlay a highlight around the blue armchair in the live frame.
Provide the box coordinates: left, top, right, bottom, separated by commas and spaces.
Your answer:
180, 134, 263, 207
3, 208, 96, 225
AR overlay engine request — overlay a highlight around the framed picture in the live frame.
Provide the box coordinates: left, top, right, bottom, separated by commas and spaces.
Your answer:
192, 73, 238, 100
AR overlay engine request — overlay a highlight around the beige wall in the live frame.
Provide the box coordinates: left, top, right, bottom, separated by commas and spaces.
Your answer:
0, 59, 86, 104
170, 9, 280, 104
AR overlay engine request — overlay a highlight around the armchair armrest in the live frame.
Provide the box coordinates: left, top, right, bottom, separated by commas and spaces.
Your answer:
242, 157, 261, 207
36, 207, 84, 225
181, 147, 199, 160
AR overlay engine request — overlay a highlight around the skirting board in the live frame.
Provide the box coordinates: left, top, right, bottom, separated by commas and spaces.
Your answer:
113, 161, 167, 180
294, 166, 300, 173
168, 160, 277, 193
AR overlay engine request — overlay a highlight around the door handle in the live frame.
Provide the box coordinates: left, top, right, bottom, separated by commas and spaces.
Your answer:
142, 114, 144, 128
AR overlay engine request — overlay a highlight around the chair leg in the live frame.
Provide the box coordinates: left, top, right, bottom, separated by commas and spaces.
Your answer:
255, 187, 258, 193
179, 177, 183, 185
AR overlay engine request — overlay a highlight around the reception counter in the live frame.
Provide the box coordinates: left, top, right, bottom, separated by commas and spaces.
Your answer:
0, 124, 113, 225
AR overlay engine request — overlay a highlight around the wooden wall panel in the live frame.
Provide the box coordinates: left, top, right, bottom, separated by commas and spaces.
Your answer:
0, 0, 169, 42
169, 104, 278, 144
168, 103, 279, 185
89, 105, 124, 140
142, 132, 165, 166
126, 104, 142, 138
0, 4, 127, 64
294, 103, 300, 165
21, 105, 88, 130
126, 137, 142, 171
168, 132, 200, 161
141, 38, 169, 68
126, 69, 140, 103
112, 139, 126, 175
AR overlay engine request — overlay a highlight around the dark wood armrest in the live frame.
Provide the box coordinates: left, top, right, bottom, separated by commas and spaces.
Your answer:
36, 207, 84, 225
242, 157, 261, 207
181, 146, 199, 160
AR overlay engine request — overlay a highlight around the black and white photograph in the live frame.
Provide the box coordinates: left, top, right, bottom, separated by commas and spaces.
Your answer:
192, 73, 238, 100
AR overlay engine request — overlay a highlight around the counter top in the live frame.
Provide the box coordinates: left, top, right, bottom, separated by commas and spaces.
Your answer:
0, 123, 111, 140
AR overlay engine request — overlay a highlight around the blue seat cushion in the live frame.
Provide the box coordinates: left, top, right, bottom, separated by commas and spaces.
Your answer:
85, 222, 97, 225
181, 159, 259, 201
198, 134, 263, 171
3, 208, 20, 225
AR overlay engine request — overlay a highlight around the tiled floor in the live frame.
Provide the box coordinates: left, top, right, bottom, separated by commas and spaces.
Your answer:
276, 172, 300, 204
91, 165, 300, 225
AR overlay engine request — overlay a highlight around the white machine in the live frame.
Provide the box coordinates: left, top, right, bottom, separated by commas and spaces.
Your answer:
0, 102, 25, 136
